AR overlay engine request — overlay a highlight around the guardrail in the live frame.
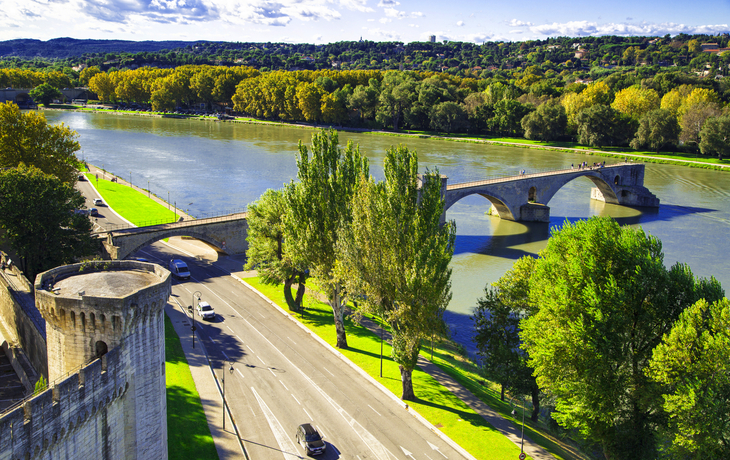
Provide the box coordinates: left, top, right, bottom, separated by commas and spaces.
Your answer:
93, 208, 248, 234
447, 162, 632, 190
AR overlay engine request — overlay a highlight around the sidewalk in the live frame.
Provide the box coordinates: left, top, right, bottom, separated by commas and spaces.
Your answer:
177, 242, 559, 460
165, 296, 247, 460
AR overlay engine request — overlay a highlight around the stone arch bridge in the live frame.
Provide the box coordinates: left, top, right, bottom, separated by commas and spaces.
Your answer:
99, 163, 658, 260
443, 162, 659, 222
100, 212, 248, 260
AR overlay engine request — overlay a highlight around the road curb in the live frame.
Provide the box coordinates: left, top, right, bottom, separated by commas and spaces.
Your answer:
230, 274, 479, 460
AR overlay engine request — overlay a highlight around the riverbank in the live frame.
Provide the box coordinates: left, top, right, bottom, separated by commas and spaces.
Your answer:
48, 105, 730, 172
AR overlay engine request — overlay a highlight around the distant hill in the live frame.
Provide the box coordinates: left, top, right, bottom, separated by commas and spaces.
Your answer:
0, 38, 207, 58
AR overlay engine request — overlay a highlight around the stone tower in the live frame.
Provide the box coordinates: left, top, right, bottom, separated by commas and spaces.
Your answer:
34, 260, 171, 460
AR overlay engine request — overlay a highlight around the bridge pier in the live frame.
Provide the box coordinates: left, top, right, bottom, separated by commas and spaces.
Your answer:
519, 203, 551, 222
591, 185, 660, 208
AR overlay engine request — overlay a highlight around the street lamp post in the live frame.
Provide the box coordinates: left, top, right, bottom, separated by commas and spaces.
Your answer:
520, 396, 526, 457
380, 317, 384, 378
223, 362, 234, 430
188, 291, 201, 349
129, 172, 132, 187
148, 180, 150, 198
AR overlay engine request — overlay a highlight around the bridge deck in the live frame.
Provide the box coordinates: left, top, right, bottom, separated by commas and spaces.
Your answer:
95, 211, 247, 235
447, 162, 630, 191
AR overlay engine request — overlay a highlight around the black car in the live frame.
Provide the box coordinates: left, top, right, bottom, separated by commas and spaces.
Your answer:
295, 423, 326, 456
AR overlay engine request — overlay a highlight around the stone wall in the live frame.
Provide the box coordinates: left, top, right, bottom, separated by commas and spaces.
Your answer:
0, 347, 129, 460
0, 253, 47, 379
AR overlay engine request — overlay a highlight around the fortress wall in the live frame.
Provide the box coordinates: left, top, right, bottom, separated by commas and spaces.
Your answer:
0, 346, 129, 460
0, 267, 47, 379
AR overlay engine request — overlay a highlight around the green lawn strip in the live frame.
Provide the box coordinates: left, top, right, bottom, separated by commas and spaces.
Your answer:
165, 313, 219, 460
244, 277, 544, 460
84, 173, 179, 226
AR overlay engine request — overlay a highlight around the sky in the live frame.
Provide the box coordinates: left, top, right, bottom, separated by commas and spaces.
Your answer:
1, 0, 729, 45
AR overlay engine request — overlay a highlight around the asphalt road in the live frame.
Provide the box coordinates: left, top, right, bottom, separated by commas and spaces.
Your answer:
76, 179, 472, 460
137, 241, 470, 460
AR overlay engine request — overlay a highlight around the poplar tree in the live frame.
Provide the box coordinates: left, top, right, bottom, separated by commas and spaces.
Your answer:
337, 145, 455, 400
285, 129, 369, 349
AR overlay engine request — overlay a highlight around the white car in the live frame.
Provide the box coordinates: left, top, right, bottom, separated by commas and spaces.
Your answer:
197, 301, 215, 321
93, 198, 104, 206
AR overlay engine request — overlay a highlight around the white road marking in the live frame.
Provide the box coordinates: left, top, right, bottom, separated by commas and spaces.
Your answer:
235, 334, 244, 342
269, 368, 278, 377
239, 315, 397, 460
303, 408, 313, 422
291, 394, 301, 405
258, 356, 267, 365
251, 387, 300, 460
227, 326, 235, 332
237, 369, 245, 379
288, 337, 296, 344
322, 367, 335, 377
221, 350, 229, 360
279, 380, 289, 391
401, 446, 415, 458
368, 405, 381, 417
427, 441, 448, 458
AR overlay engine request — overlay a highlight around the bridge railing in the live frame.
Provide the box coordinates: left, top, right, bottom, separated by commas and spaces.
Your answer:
447, 162, 633, 190
93, 207, 248, 234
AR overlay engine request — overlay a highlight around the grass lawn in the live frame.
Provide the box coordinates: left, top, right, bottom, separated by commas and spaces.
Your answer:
244, 277, 586, 460
165, 314, 219, 460
84, 172, 179, 226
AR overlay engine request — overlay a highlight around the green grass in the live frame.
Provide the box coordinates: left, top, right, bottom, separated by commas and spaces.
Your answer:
85, 173, 179, 226
244, 277, 586, 460
165, 314, 219, 460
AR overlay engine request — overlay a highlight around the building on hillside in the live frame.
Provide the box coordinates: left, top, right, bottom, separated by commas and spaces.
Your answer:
429, 35, 436, 43
701, 43, 719, 51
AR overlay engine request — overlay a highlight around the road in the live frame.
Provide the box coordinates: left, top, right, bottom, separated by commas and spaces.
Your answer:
76, 174, 129, 232
77, 177, 472, 460
135, 241, 471, 460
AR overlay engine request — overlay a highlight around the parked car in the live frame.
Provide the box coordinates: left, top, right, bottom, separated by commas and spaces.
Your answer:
295, 423, 326, 456
93, 198, 104, 206
168, 259, 190, 280
90, 208, 99, 216
78, 174, 86, 181
196, 301, 215, 321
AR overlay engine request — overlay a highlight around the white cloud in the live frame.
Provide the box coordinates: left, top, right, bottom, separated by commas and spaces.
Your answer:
510, 29, 523, 34
384, 7, 405, 18
379, 17, 391, 23
410, 11, 423, 17
339, 0, 374, 13
456, 20, 464, 27
508, 19, 533, 27
530, 20, 730, 37
377, 0, 398, 6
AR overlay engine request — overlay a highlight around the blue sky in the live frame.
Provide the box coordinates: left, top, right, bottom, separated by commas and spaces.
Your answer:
1, 0, 729, 44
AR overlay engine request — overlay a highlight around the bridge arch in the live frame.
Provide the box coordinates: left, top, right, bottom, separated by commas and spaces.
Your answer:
535, 170, 620, 207
122, 229, 227, 261
444, 189, 519, 221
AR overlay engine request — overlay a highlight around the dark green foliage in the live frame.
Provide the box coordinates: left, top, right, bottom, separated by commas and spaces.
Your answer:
520, 217, 724, 460
0, 165, 96, 281
631, 108, 680, 153
699, 115, 730, 160
29, 82, 62, 105
575, 104, 636, 147
520, 99, 566, 141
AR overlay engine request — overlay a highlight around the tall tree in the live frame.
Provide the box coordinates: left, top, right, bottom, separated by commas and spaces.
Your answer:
336, 145, 455, 400
631, 108, 680, 153
473, 256, 540, 420
245, 188, 308, 311
285, 129, 369, 348
647, 298, 730, 460
521, 99, 567, 141
699, 115, 730, 160
0, 165, 96, 281
0, 102, 81, 184
520, 217, 724, 460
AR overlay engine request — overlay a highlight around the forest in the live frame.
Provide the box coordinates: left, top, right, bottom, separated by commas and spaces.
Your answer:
2, 34, 729, 157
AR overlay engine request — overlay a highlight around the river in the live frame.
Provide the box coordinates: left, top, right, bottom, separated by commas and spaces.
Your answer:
45, 111, 730, 356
